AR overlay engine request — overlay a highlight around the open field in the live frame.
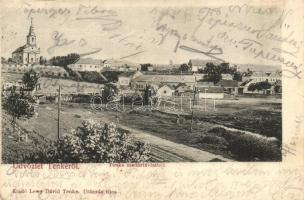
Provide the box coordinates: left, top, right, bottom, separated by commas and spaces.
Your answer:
2, 103, 230, 163
2, 96, 281, 162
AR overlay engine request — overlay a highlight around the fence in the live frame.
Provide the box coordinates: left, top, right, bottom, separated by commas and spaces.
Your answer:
90, 94, 219, 113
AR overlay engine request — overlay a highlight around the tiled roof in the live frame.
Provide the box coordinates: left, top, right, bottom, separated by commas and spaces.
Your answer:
196, 82, 214, 87
240, 79, 253, 86
216, 80, 238, 87
37, 78, 103, 94
73, 58, 103, 65
12, 45, 27, 53
159, 84, 175, 90
133, 75, 196, 83
251, 71, 281, 77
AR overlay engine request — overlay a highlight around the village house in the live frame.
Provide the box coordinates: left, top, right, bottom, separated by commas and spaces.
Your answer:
67, 58, 104, 72
117, 71, 142, 89
238, 71, 282, 94
103, 59, 140, 71
175, 83, 193, 96
12, 18, 40, 65
216, 80, 239, 95
156, 85, 175, 97
188, 59, 220, 72
103, 59, 112, 69
249, 71, 281, 83
131, 74, 196, 91
188, 59, 205, 72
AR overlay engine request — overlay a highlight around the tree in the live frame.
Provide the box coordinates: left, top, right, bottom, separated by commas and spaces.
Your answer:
248, 81, 271, 92
103, 83, 118, 103
2, 88, 35, 124
22, 69, 40, 91
140, 63, 152, 71
245, 68, 253, 76
39, 56, 47, 65
205, 62, 222, 84
274, 81, 282, 94
233, 71, 242, 81
24, 121, 151, 163
180, 63, 191, 72
49, 53, 80, 67
143, 85, 155, 105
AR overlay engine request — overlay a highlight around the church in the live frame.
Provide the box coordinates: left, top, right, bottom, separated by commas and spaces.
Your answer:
12, 18, 40, 65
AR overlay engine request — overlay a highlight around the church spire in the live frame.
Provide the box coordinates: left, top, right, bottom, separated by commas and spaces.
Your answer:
28, 17, 35, 36
27, 17, 36, 46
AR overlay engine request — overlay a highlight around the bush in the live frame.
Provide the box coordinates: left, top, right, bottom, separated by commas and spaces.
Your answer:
228, 134, 281, 161
208, 127, 281, 161
199, 135, 228, 151
24, 121, 151, 163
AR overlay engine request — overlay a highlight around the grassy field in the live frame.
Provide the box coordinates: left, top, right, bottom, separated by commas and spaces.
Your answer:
191, 99, 282, 140
2, 96, 282, 162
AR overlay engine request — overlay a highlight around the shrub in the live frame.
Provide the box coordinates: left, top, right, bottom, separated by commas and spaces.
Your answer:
228, 134, 281, 161
24, 121, 151, 163
208, 127, 281, 161
200, 135, 228, 150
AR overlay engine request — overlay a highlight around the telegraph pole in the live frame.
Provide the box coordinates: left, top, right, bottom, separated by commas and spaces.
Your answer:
190, 87, 197, 133
57, 85, 61, 139
190, 76, 197, 133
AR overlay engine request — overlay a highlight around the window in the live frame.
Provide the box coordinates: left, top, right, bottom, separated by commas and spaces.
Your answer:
31, 58, 33, 62
163, 90, 167, 94
32, 38, 34, 42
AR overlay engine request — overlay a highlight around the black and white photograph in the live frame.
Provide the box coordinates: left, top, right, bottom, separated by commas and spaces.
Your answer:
3, 4, 295, 164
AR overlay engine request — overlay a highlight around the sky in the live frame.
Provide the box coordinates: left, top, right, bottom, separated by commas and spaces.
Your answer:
1, 3, 299, 67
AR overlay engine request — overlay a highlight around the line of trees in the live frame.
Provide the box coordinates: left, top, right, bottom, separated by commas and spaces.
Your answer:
179, 62, 242, 83
49, 53, 80, 67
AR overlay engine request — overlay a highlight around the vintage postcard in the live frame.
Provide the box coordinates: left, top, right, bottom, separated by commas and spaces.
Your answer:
0, 0, 303, 199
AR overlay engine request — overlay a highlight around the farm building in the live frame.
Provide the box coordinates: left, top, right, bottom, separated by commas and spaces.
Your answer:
249, 71, 281, 83
67, 58, 104, 72
35, 78, 104, 95
216, 80, 239, 95
131, 74, 196, 91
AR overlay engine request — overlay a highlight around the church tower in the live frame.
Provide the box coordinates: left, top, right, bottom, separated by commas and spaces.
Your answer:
12, 17, 40, 65
26, 18, 36, 46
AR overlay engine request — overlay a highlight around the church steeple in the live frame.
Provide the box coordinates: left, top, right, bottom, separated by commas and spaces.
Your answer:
27, 17, 36, 46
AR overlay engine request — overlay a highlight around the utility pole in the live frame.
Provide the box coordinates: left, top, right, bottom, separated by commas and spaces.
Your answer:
190, 76, 198, 133
57, 85, 61, 139
190, 87, 197, 133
